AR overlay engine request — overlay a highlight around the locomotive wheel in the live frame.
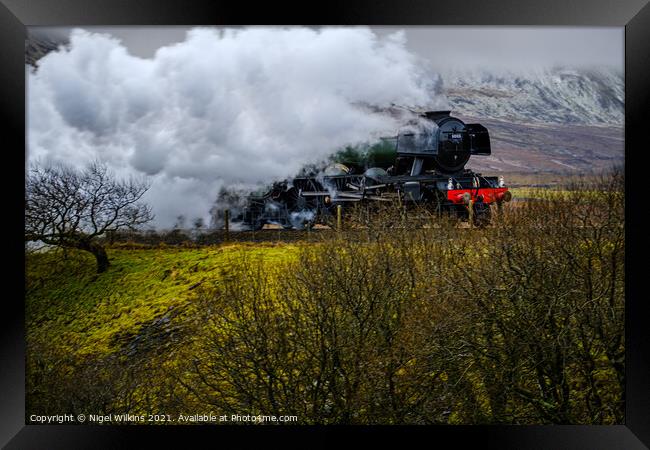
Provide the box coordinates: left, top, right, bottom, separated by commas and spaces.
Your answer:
285, 186, 307, 211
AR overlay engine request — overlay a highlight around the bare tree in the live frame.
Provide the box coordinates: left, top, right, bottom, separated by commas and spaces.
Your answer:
25, 161, 153, 273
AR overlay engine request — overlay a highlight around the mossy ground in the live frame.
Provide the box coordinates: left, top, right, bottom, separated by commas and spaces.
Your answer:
26, 243, 301, 357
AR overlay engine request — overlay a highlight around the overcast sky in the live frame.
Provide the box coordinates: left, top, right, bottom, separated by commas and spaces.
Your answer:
31, 26, 624, 70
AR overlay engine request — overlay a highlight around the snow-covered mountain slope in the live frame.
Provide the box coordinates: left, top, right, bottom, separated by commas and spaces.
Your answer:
439, 67, 623, 127
433, 67, 624, 173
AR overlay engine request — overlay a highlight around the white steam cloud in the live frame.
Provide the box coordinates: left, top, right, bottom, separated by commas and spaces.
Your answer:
28, 27, 447, 227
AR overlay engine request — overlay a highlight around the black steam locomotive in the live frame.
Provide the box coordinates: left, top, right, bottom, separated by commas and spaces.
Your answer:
238, 110, 512, 229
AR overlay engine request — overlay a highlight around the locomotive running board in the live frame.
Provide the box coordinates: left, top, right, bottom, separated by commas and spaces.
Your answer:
299, 191, 366, 198
299, 191, 391, 202
300, 191, 332, 196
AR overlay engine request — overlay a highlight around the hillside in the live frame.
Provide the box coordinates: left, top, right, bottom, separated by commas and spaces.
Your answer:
463, 117, 623, 173
441, 67, 623, 126
441, 67, 624, 173
26, 244, 300, 357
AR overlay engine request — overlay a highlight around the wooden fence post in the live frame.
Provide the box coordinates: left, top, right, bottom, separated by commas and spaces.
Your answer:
468, 200, 474, 228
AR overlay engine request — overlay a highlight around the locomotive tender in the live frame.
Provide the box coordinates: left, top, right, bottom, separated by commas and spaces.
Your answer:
239, 110, 512, 230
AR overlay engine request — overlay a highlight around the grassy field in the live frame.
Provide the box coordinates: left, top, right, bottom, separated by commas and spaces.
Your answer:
26, 243, 301, 357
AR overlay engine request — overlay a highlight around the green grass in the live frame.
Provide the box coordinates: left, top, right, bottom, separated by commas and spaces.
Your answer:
508, 187, 621, 200
26, 243, 301, 356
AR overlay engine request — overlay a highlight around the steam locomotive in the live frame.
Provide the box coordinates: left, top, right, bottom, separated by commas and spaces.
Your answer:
238, 110, 512, 230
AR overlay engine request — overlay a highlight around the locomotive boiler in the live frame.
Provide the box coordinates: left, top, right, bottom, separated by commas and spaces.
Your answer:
237, 110, 512, 230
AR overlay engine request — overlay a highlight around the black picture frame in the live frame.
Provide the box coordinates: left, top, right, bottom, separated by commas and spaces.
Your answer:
1, 1, 648, 448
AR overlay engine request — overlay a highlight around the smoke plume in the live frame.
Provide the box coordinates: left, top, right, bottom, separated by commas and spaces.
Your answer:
28, 27, 447, 227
